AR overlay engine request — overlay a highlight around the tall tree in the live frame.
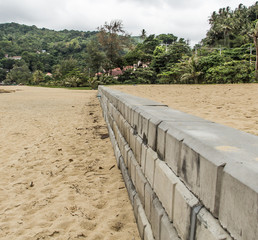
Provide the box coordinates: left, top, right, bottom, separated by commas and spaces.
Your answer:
140, 29, 147, 40
97, 20, 130, 70
253, 21, 258, 80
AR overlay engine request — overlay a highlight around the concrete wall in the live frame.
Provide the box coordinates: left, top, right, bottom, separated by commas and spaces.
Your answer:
98, 86, 258, 240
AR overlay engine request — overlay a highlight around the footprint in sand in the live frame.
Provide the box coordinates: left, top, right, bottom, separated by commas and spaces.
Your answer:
94, 200, 107, 209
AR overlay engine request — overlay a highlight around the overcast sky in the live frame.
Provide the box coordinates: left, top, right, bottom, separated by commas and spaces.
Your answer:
0, 0, 256, 46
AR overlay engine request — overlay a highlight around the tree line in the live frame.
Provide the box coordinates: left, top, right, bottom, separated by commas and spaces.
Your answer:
1, 2, 258, 87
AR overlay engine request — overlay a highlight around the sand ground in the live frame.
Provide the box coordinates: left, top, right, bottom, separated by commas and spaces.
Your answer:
0, 86, 140, 240
111, 84, 258, 136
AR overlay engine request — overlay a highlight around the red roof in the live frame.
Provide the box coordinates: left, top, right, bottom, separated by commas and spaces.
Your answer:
111, 68, 123, 76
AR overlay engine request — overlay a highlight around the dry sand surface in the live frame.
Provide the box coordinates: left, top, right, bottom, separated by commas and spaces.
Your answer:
110, 84, 258, 136
0, 86, 140, 240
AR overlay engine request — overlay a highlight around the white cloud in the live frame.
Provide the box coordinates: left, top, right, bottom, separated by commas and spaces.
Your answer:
0, 0, 256, 46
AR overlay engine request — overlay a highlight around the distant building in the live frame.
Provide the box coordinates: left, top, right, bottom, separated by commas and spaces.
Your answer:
123, 66, 134, 71
5, 54, 22, 60
110, 68, 123, 77
46, 72, 53, 77
10, 56, 22, 60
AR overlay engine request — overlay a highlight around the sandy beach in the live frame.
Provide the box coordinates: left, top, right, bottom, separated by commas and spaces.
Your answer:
111, 84, 258, 136
0, 86, 140, 240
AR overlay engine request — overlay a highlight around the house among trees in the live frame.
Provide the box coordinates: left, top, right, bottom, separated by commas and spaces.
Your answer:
5, 54, 22, 60
110, 68, 123, 77
46, 72, 52, 77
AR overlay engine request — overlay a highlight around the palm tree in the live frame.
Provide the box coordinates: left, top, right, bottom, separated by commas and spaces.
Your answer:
140, 29, 147, 40
180, 56, 202, 84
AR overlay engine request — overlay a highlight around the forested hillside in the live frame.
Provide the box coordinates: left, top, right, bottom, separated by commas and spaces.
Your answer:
202, 3, 258, 47
1, 2, 258, 87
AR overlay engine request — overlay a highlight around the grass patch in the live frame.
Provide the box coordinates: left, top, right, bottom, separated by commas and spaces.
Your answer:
31, 85, 92, 90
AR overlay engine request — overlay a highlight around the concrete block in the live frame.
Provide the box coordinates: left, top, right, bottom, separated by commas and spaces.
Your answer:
147, 116, 162, 151
145, 148, 158, 187
133, 107, 141, 134
135, 166, 147, 207
139, 111, 151, 143
130, 105, 138, 127
130, 153, 138, 186
137, 205, 149, 239
150, 197, 165, 240
154, 160, 179, 221
160, 213, 180, 240
165, 129, 184, 175
133, 194, 141, 220
114, 144, 121, 169
195, 208, 232, 240
144, 224, 155, 240
127, 150, 133, 176
124, 102, 130, 123
123, 144, 130, 168
120, 136, 127, 160
179, 141, 226, 217
129, 127, 136, 154
141, 144, 148, 174
173, 181, 199, 240
135, 135, 143, 164
107, 112, 114, 130
219, 162, 258, 240
144, 182, 155, 222
120, 117, 127, 137
157, 122, 170, 160
123, 120, 131, 144
113, 121, 119, 142
120, 157, 136, 204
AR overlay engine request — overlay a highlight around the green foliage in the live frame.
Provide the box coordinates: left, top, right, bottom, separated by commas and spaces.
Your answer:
32, 70, 44, 85
206, 60, 254, 83
118, 68, 157, 84
5, 62, 32, 84
202, 3, 258, 47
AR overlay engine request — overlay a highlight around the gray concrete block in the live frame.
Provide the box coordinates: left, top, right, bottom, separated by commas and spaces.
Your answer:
145, 148, 158, 187
219, 162, 258, 240
144, 182, 155, 222
165, 128, 184, 175
160, 213, 180, 240
157, 122, 171, 160
120, 117, 127, 137
133, 107, 141, 134
147, 116, 162, 151
141, 144, 148, 173
129, 127, 136, 154
179, 139, 226, 217
114, 144, 121, 169
113, 121, 119, 142
124, 102, 130, 123
144, 224, 155, 240
120, 157, 136, 204
173, 181, 199, 240
151, 197, 165, 240
195, 208, 232, 240
133, 194, 141, 220
137, 205, 149, 239
123, 144, 131, 168
154, 159, 179, 221
120, 136, 127, 159
135, 166, 147, 207
123, 120, 131, 144
135, 135, 143, 164
127, 150, 133, 176
130, 153, 138, 186
139, 111, 151, 143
